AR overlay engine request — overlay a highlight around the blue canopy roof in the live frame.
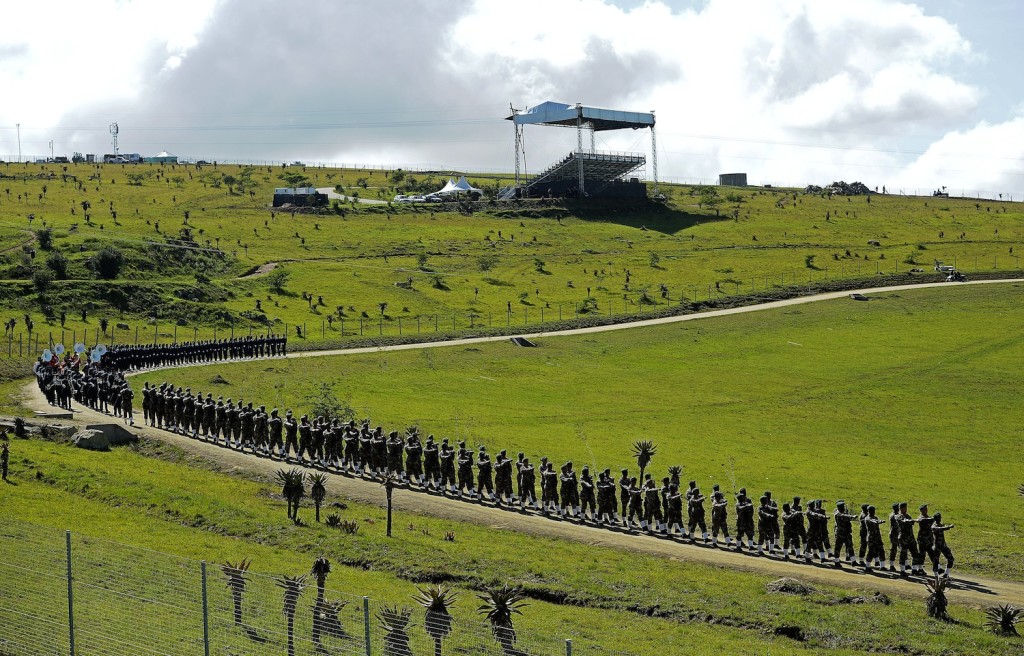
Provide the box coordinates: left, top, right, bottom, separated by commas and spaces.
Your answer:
508, 101, 654, 131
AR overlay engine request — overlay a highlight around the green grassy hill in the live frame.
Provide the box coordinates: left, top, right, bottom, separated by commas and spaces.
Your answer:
0, 161, 1020, 351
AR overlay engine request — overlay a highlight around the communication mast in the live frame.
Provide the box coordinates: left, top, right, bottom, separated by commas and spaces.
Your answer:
109, 122, 119, 156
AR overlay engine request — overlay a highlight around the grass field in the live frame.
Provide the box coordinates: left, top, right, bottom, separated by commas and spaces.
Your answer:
0, 161, 1021, 352
136, 283, 1024, 581
1, 431, 1020, 655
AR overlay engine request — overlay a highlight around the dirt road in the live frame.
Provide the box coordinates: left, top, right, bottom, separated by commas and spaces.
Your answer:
20, 278, 1024, 605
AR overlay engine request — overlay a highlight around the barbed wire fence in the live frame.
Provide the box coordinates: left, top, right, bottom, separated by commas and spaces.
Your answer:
0, 519, 633, 656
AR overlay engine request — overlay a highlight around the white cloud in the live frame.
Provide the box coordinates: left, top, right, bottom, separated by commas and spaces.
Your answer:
896, 116, 1024, 193
3, 0, 1017, 196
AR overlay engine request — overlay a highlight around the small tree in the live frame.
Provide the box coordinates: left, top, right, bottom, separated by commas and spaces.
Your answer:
378, 606, 413, 656
308, 472, 328, 522
266, 268, 289, 293
100, 317, 109, 336
304, 382, 355, 425
477, 585, 527, 656
220, 559, 251, 626
631, 440, 658, 482
414, 584, 458, 656
276, 468, 306, 521
984, 604, 1021, 636
276, 574, 306, 656
223, 175, 237, 194
925, 574, 949, 620
378, 301, 388, 317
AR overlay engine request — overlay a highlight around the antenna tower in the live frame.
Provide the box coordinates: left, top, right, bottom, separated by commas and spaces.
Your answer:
109, 122, 119, 156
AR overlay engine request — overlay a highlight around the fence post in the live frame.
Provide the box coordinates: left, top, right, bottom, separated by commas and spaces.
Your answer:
201, 561, 210, 656
65, 530, 75, 656
566, 638, 573, 656
363, 596, 372, 656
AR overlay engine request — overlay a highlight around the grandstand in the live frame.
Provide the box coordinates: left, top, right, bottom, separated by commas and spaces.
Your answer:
500, 101, 657, 200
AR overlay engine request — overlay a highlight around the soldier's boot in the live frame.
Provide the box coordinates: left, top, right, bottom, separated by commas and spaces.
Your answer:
942, 564, 952, 579
757, 543, 764, 555
712, 536, 719, 547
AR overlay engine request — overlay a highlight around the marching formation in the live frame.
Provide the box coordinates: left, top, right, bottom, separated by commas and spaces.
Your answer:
102, 335, 287, 371
35, 358, 135, 422
137, 382, 958, 579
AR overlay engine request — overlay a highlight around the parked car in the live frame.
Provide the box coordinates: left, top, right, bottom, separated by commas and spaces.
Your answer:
424, 194, 443, 203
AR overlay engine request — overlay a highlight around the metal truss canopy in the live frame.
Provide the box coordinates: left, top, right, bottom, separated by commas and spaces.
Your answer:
506, 101, 655, 131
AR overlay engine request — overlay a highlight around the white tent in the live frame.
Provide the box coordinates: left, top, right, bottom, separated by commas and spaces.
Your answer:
434, 175, 482, 199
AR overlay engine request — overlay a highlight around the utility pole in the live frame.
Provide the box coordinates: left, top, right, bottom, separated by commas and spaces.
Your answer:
16, 123, 21, 163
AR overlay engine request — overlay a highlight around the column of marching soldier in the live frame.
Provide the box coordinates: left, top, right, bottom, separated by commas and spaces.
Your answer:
136, 380, 958, 579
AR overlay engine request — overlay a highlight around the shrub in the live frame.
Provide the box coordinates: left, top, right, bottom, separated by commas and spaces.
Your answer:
92, 246, 124, 280
32, 268, 53, 294
45, 251, 68, 279
477, 255, 499, 272
305, 382, 355, 424
35, 228, 53, 250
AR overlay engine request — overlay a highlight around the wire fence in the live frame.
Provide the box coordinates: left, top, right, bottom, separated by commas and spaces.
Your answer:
0, 519, 633, 656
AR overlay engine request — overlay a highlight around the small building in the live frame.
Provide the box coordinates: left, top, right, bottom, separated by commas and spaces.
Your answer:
718, 173, 748, 187
144, 151, 179, 164
272, 187, 327, 208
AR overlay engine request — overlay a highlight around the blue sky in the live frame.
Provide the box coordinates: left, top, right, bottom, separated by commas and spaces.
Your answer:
1, 0, 1021, 196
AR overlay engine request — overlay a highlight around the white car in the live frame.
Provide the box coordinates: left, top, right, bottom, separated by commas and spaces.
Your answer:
393, 194, 413, 203
423, 194, 444, 203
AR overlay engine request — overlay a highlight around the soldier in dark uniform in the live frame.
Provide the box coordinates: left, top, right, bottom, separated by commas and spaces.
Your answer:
283, 410, 298, 459
439, 439, 456, 493
214, 398, 228, 443
520, 458, 537, 510
1, 437, 9, 482
405, 432, 423, 485
142, 382, 153, 425
930, 512, 955, 577
626, 478, 643, 529
688, 487, 707, 542
711, 491, 731, 547
494, 450, 513, 505
757, 495, 776, 555
456, 444, 475, 498
735, 489, 754, 550
386, 431, 404, 478
781, 503, 801, 558
665, 483, 683, 535
764, 490, 780, 554
887, 502, 900, 571
897, 502, 922, 575
423, 435, 440, 489
642, 478, 664, 532
310, 418, 325, 465
370, 428, 387, 476
618, 469, 631, 522
229, 400, 243, 445
832, 500, 858, 566
203, 394, 216, 439
857, 503, 871, 566
864, 505, 886, 570
514, 452, 525, 501
542, 462, 560, 514
239, 402, 255, 451
268, 409, 283, 457
297, 415, 312, 463
182, 389, 195, 435
579, 466, 596, 521
660, 477, 672, 524
805, 501, 826, 562
559, 462, 578, 518
359, 425, 373, 475
324, 420, 341, 468
476, 447, 494, 501
343, 423, 360, 472
253, 405, 269, 454
791, 496, 807, 553
916, 504, 936, 573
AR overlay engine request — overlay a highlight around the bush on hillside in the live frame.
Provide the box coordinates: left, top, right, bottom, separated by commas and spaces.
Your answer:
92, 246, 125, 280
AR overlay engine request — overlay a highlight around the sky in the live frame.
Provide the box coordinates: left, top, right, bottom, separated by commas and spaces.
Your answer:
1, 0, 1022, 196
